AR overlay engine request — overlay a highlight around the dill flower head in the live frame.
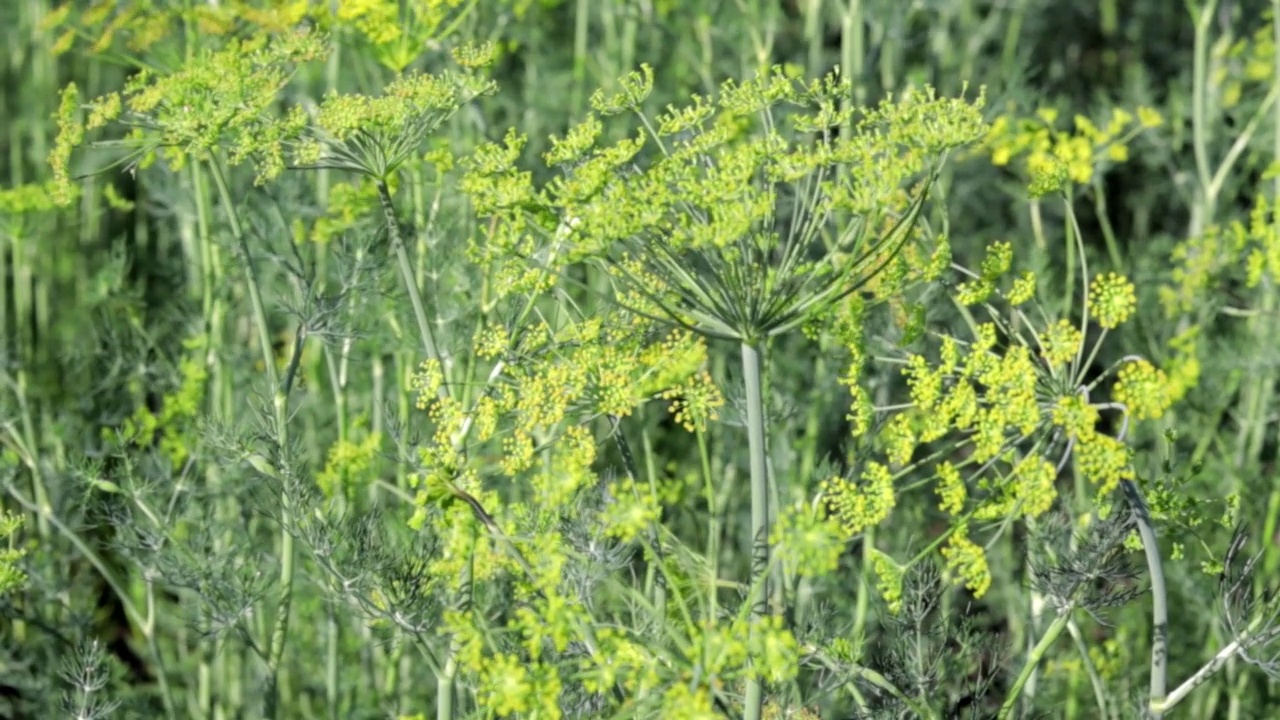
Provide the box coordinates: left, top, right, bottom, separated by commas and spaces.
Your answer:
1088, 272, 1137, 329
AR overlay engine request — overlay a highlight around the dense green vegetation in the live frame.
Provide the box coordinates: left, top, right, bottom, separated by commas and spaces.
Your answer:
3, 1, 1280, 718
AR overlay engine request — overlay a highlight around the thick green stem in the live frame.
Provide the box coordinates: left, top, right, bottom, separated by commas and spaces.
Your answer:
1189, 0, 1219, 235
1122, 479, 1169, 715
373, 178, 465, 718
741, 341, 771, 720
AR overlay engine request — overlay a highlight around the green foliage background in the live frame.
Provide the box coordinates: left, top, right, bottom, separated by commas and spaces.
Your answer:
2, 1, 1279, 718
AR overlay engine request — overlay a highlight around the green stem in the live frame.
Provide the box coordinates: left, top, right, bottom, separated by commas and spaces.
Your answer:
1153, 619, 1280, 714
1122, 478, 1169, 715
375, 180, 448, 398
572, 0, 590, 114
639, 417, 669, 619
698, 426, 719, 623
741, 340, 771, 720
804, 0, 824, 77
1189, 0, 1219, 235
998, 608, 1072, 719
2, 481, 175, 718
326, 606, 339, 720
205, 157, 298, 719
1067, 619, 1110, 718
812, 650, 936, 719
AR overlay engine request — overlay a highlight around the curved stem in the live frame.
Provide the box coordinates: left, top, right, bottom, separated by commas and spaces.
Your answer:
1122, 478, 1169, 716
3, 481, 175, 718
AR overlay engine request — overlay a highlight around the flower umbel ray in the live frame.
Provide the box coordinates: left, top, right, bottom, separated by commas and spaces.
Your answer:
614, 179, 937, 343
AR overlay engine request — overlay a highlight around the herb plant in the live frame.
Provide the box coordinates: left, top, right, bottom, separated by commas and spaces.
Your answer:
4, 1, 1280, 719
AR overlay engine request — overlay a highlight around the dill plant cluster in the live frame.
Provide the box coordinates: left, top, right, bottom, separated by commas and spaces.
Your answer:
4, 1, 1280, 719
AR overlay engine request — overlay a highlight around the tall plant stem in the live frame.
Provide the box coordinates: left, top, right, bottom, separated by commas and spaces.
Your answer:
206, 157, 299, 719
375, 180, 448, 394
1259, 0, 1280, 585
1189, 0, 1220, 235
372, 177, 461, 718
741, 341, 771, 720
1122, 479, 1169, 715
998, 608, 1072, 719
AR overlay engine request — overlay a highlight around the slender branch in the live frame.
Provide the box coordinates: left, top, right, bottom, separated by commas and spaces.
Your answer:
997, 608, 1072, 719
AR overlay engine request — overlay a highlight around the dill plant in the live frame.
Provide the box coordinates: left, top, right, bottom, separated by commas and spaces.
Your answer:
42, 22, 501, 719
14, 1, 1280, 718
460, 63, 986, 717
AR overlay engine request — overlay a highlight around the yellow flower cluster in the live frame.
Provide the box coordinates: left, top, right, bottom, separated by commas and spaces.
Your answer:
1161, 194, 1280, 316
823, 462, 896, 536
940, 524, 991, 598
1074, 431, 1134, 498
882, 413, 916, 466
660, 371, 725, 433
1007, 270, 1038, 305
0, 511, 27, 600
982, 104, 1162, 196
326, 0, 471, 72
1050, 393, 1100, 439
867, 548, 906, 614
955, 241, 1013, 305
975, 452, 1057, 520
772, 502, 848, 578
115, 353, 208, 470
1113, 359, 1173, 421
902, 320, 1041, 460
316, 431, 382, 502
1040, 319, 1083, 368
1217, 20, 1277, 109
477, 652, 536, 716
934, 461, 967, 515
1088, 272, 1137, 329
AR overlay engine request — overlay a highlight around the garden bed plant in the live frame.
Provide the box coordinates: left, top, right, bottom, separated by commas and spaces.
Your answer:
3, 1, 1280, 719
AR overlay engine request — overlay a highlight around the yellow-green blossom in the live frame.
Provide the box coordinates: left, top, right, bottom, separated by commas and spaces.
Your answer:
1088, 272, 1137, 328
1051, 394, 1099, 439
773, 502, 847, 578
478, 653, 534, 716
316, 431, 382, 501
868, 547, 905, 613
1007, 270, 1037, 305
601, 476, 660, 543
940, 524, 991, 598
882, 413, 916, 466
0, 511, 26, 599
934, 461, 967, 515
1114, 359, 1173, 420
824, 462, 896, 535
1040, 318, 1083, 368
661, 370, 725, 433
1075, 432, 1134, 497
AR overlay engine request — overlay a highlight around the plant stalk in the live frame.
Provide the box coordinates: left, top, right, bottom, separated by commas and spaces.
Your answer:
741, 340, 771, 720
